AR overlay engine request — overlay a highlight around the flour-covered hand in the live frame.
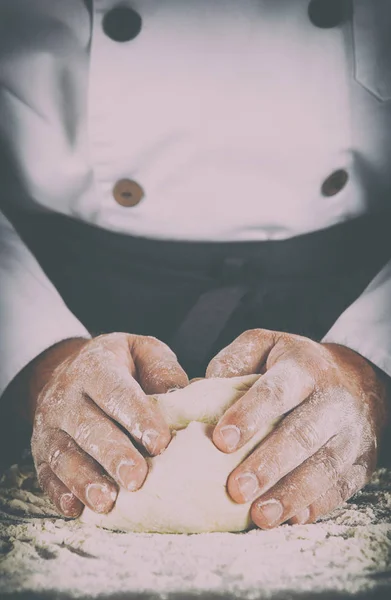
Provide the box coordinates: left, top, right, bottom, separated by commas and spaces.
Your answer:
30, 333, 188, 518
206, 330, 389, 528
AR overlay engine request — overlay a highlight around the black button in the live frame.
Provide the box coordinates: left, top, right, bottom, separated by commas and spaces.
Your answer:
308, 0, 351, 29
103, 6, 142, 42
321, 170, 349, 197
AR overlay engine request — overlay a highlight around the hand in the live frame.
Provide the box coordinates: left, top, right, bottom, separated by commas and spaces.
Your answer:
27, 333, 188, 518
206, 329, 389, 528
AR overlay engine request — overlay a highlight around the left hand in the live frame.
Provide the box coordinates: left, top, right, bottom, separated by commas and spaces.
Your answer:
206, 329, 389, 529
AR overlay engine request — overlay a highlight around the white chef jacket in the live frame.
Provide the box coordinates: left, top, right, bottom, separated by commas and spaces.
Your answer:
1, 0, 391, 396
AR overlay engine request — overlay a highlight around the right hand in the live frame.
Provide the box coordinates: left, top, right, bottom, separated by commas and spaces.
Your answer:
28, 333, 188, 518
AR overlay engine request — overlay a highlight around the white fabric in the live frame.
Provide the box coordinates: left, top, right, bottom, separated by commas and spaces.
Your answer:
0, 0, 391, 393
0, 213, 90, 397
323, 260, 391, 377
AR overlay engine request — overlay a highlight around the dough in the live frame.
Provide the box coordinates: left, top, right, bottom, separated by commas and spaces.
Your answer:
81, 375, 278, 534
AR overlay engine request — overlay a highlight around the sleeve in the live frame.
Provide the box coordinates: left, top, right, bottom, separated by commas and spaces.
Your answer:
322, 259, 391, 377
0, 210, 91, 398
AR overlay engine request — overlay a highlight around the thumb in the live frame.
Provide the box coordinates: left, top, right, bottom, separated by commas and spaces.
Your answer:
130, 335, 189, 394
206, 329, 277, 378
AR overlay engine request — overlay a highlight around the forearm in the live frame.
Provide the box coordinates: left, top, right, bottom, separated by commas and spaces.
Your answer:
2, 337, 89, 424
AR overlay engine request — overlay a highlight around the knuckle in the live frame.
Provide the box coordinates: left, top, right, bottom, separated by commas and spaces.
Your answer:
36, 463, 51, 490
208, 352, 227, 369
48, 447, 64, 469
237, 328, 274, 349
105, 332, 127, 342
104, 391, 140, 430
141, 335, 160, 345
342, 462, 370, 500
324, 486, 344, 509
76, 418, 115, 447
80, 350, 105, 374
107, 383, 130, 406
73, 420, 98, 448
254, 453, 281, 485
329, 489, 345, 511
48, 439, 75, 470
258, 375, 286, 404
207, 355, 233, 376
317, 484, 342, 510
95, 332, 126, 346
291, 421, 320, 455
338, 478, 357, 502
276, 332, 296, 348
137, 335, 176, 359
145, 336, 172, 353
317, 448, 342, 484
240, 329, 262, 341
283, 336, 329, 372
80, 337, 127, 372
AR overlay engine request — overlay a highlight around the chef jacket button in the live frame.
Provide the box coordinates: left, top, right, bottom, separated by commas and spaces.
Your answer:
321, 169, 349, 197
103, 6, 142, 42
113, 179, 145, 207
308, 0, 351, 29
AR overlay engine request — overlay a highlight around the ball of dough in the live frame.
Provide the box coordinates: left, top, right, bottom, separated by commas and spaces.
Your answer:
81, 375, 278, 534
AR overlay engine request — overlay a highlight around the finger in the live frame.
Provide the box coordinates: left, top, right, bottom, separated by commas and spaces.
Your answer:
289, 460, 372, 525
250, 435, 356, 529
36, 429, 118, 514
62, 395, 148, 492
288, 506, 311, 526
227, 395, 340, 503
36, 462, 83, 518
131, 335, 189, 394
213, 358, 314, 453
82, 336, 172, 455
206, 329, 277, 378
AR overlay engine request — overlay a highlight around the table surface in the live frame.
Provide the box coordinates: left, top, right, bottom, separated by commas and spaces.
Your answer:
1, 457, 391, 600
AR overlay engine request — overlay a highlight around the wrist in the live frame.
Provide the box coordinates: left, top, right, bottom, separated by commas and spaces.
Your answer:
4, 337, 89, 423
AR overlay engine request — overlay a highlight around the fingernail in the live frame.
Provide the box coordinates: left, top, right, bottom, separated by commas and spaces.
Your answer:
257, 499, 283, 526
141, 429, 160, 455
60, 492, 77, 516
220, 425, 241, 451
236, 472, 260, 502
117, 459, 139, 491
296, 508, 310, 525
86, 483, 116, 513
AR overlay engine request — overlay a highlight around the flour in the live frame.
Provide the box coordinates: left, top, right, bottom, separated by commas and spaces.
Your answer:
1, 457, 391, 598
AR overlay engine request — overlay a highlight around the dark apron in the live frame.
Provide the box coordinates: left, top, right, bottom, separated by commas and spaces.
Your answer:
11, 211, 391, 379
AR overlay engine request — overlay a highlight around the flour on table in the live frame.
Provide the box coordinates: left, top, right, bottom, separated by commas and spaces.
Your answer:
1, 375, 391, 598
82, 374, 278, 534
1, 461, 391, 599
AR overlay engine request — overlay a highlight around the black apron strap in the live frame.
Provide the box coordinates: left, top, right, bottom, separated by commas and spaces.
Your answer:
170, 285, 247, 374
